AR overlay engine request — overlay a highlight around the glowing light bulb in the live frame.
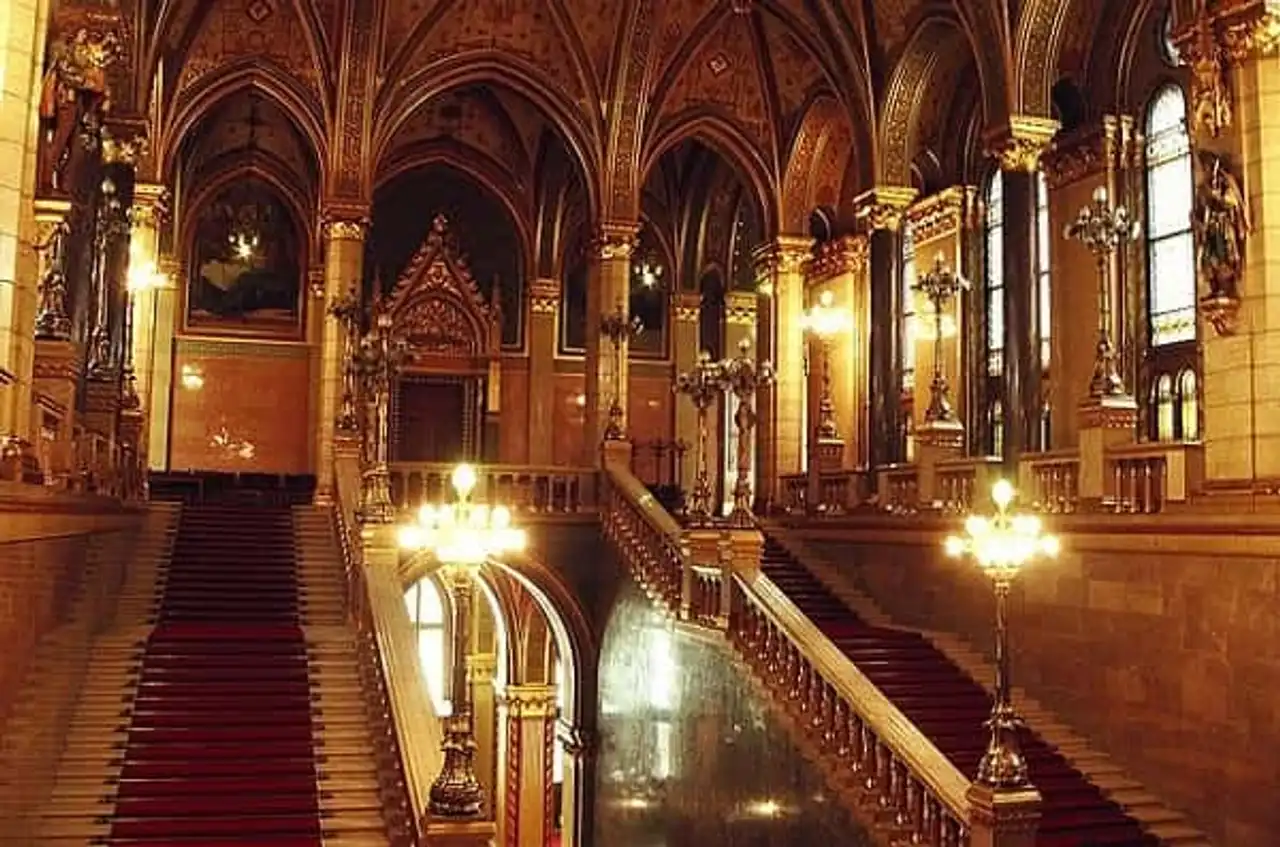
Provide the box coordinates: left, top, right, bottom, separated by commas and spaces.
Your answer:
992, 479, 1015, 510
452, 463, 478, 498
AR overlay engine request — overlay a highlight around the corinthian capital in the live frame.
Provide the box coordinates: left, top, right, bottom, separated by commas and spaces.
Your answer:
854, 186, 917, 232
323, 207, 370, 242
594, 222, 640, 260
984, 115, 1060, 173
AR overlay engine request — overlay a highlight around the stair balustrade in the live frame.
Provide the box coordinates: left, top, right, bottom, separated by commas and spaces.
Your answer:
389, 462, 597, 516
601, 462, 988, 846
334, 451, 442, 845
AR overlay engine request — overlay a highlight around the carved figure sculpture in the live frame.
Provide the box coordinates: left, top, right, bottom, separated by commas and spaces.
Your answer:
1192, 151, 1250, 300
38, 27, 119, 192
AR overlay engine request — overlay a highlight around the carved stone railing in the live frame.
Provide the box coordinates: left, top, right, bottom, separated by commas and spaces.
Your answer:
335, 451, 440, 845
601, 462, 978, 845
1017, 450, 1081, 513
876, 464, 919, 514
1106, 441, 1202, 515
390, 462, 597, 516
778, 470, 866, 515
935, 457, 1003, 514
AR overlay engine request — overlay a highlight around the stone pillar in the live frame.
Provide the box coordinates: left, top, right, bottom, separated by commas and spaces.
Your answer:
807, 235, 870, 472
147, 256, 179, 470
497, 684, 558, 847
0, 0, 54, 442
856, 187, 917, 469
966, 783, 1041, 847
908, 187, 975, 504
584, 223, 637, 464
469, 653, 499, 815
671, 290, 701, 494
1041, 118, 1129, 450
755, 237, 811, 508
125, 184, 168, 439
317, 211, 368, 499
986, 118, 1058, 465
526, 279, 560, 465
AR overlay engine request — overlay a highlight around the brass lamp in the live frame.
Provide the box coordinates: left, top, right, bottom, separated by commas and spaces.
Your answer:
674, 351, 725, 524
600, 301, 643, 441
945, 480, 1059, 789
799, 290, 851, 441
913, 254, 969, 424
400, 463, 527, 819
121, 253, 168, 410
715, 339, 775, 528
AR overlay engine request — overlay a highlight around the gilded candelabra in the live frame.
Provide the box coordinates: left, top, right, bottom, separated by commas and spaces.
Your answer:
1064, 186, 1140, 398
399, 464, 527, 819
945, 481, 1060, 789
674, 351, 725, 524
913, 254, 970, 423
716, 338, 775, 528
600, 301, 643, 441
800, 290, 851, 441
328, 289, 363, 435
354, 309, 408, 524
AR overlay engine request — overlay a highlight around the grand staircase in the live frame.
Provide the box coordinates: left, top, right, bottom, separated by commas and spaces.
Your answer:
5, 501, 393, 845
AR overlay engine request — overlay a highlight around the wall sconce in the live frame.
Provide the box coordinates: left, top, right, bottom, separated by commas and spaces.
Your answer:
180, 364, 205, 391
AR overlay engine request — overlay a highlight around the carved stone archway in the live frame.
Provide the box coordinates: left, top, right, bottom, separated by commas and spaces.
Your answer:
384, 214, 502, 462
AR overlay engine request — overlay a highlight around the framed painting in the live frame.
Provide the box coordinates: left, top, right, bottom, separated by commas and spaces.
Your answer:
184, 179, 305, 338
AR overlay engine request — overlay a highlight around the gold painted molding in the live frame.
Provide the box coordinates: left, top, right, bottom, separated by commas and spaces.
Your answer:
809, 233, 869, 282
906, 186, 975, 245
1040, 115, 1137, 190
594, 222, 640, 260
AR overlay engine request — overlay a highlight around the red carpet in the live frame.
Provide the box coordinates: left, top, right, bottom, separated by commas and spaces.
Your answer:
759, 537, 1157, 847
107, 504, 323, 846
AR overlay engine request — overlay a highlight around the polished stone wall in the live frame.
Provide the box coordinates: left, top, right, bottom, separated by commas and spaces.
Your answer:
593, 581, 871, 847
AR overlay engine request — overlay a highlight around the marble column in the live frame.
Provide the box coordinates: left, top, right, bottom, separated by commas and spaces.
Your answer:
125, 184, 168, 438
856, 187, 917, 469
527, 279, 559, 465
986, 118, 1058, 466
469, 653, 499, 815
671, 290, 701, 494
0, 0, 53, 443
147, 256, 179, 470
755, 237, 811, 508
316, 211, 367, 499
585, 223, 637, 466
498, 684, 558, 847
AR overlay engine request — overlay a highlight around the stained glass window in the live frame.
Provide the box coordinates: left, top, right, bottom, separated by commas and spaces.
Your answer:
984, 172, 1005, 378
1145, 85, 1196, 346
1035, 171, 1052, 370
902, 222, 917, 392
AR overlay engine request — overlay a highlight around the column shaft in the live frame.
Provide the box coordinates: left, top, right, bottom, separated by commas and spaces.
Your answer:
527, 280, 559, 465
498, 684, 558, 847
868, 226, 904, 465
756, 237, 810, 505
1002, 170, 1040, 461
671, 291, 701, 493
317, 214, 366, 496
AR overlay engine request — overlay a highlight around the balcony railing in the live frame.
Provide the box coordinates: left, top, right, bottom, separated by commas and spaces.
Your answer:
936, 457, 1003, 514
1018, 450, 1081, 513
1106, 441, 1202, 514
389, 462, 597, 516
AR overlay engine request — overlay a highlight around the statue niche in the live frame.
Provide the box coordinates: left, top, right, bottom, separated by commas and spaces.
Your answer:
1193, 150, 1250, 335
383, 215, 501, 463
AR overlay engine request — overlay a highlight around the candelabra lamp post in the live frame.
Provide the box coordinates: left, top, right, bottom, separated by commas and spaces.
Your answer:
674, 351, 725, 524
717, 338, 776, 528
355, 309, 408, 524
120, 256, 168, 410
399, 463, 527, 819
914, 254, 970, 426
800, 289, 851, 446
1065, 186, 1140, 400
600, 301, 643, 441
328, 289, 363, 435
945, 480, 1059, 792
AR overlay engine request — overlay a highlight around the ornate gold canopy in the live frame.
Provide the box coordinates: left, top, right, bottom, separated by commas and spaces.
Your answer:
382, 214, 501, 368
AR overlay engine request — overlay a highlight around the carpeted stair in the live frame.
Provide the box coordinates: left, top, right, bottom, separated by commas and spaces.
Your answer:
760, 536, 1159, 847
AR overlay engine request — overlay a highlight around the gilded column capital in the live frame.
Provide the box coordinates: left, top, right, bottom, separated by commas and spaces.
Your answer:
594, 222, 640, 260
101, 125, 149, 169
466, 653, 498, 685
530, 278, 561, 315
755, 236, 814, 277
853, 186, 918, 232
1198, 0, 1280, 62
322, 205, 371, 241
501, 683, 558, 718
905, 186, 976, 244
809, 233, 869, 281
129, 182, 170, 228
984, 115, 1060, 173
671, 290, 702, 324
725, 290, 758, 326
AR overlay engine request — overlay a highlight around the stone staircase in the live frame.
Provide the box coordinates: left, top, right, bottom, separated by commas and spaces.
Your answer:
767, 527, 1214, 847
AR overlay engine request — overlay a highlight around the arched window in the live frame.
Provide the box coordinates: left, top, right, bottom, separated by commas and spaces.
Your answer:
1154, 374, 1176, 441
1035, 171, 1052, 372
1145, 85, 1196, 346
405, 577, 450, 715
1179, 369, 1200, 440
983, 171, 1005, 455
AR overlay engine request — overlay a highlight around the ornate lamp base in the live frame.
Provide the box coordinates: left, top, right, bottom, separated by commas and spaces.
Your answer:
976, 703, 1030, 789
358, 464, 396, 524
428, 716, 485, 818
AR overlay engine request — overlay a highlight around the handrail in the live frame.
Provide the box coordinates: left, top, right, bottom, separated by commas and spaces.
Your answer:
389, 462, 598, 515
334, 453, 437, 845
733, 571, 972, 827
600, 461, 974, 843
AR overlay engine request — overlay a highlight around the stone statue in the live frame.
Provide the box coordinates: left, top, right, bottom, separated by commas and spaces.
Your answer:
38, 26, 119, 192
35, 217, 72, 339
1193, 151, 1250, 300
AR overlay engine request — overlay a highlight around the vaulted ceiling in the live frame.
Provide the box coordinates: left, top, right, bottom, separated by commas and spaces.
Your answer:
111, 0, 1146, 224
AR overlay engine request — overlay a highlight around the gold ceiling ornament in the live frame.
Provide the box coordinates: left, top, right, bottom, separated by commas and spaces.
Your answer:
853, 186, 917, 232
594, 222, 640, 261
984, 115, 1059, 173
905, 185, 974, 245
